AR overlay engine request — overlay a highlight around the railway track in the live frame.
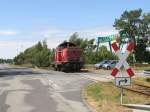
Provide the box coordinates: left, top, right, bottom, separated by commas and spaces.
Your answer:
123, 83, 150, 96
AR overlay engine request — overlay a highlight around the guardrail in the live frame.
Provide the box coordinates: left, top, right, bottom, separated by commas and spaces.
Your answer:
144, 70, 150, 74
123, 104, 150, 111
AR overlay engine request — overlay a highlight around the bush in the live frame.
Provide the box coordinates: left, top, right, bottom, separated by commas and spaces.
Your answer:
84, 46, 118, 64
146, 78, 150, 82
14, 40, 54, 67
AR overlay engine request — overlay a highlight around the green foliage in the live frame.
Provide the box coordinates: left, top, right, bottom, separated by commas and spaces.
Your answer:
86, 83, 102, 101
114, 9, 150, 44
135, 39, 150, 63
69, 32, 95, 50
14, 53, 25, 65
84, 47, 118, 64
14, 40, 54, 67
0, 59, 13, 64
114, 9, 150, 64
146, 78, 150, 82
143, 13, 150, 34
127, 53, 134, 64
84, 51, 100, 64
98, 46, 118, 61
114, 9, 143, 44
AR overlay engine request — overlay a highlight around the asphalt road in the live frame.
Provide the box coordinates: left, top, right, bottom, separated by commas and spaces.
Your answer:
0, 64, 101, 112
0, 64, 148, 112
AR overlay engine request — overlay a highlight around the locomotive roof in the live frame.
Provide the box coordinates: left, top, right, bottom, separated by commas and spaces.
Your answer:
58, 42, 76, 48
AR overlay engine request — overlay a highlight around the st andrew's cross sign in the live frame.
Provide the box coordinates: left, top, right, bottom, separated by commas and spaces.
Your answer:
111, 42, 135, 77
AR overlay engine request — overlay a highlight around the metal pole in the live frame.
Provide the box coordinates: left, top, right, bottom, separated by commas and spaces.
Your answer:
97, 42, 100, 52
120, 68, 123, 105
133, 52, 136, 69
120, 87, 123, 105
109, 41, 112, 52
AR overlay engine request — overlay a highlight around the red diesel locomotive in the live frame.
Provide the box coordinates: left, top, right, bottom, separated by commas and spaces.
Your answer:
53, 42, 83, 72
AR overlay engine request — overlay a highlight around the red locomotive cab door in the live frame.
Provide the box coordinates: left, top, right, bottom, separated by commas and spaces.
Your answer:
58, 51, 62, 61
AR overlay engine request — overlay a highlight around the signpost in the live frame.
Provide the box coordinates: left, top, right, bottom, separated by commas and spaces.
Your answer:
111, 42, 135, 105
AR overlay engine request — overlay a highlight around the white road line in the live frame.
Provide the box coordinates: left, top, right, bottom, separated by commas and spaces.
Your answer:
49, 80, 61, 90
81, 75, 112, 82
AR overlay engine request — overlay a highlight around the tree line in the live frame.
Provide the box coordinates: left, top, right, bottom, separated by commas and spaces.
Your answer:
14, 40, 54, 67
0, 59, 13, 64
13, 9, 150, 67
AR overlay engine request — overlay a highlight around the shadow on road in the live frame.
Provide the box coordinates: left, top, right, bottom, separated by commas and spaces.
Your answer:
0, 67, 29, 71
0, 67, 42, 77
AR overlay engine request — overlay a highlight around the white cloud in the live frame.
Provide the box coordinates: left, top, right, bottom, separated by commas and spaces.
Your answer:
78, 26, 118, 38
0, 30, 17, 35
40, 28, 74, 48
40, 26, 118, 48
0, 40, 35, 59
0, 26, 118, 59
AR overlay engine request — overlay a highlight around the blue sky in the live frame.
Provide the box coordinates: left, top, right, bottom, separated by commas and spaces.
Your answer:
0, 0, 149, 58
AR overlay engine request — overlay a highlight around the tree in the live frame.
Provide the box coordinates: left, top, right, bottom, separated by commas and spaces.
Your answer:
33, 41, 51, 67
69, 32, 97, 64
98, 46, 118, 60
114, 9, 143, 44
114, 9, 150, 63
0, 59, 13, 64
14, 52, 25, 65
69, 32, 95, 50
143, 13, 150, 34
14, 40, 54, 67
135, 39, 150, 63
143, 13, 150, 46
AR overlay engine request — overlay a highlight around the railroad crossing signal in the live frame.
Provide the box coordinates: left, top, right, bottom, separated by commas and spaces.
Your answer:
111, 42, 135, 77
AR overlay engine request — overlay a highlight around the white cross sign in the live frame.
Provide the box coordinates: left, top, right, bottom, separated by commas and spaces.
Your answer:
111, 42, 135, 77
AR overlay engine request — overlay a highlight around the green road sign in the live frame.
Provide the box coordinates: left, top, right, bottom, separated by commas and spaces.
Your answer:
96, 33, 129, 52
97, 32, 129, 43
97, 35, 116, 43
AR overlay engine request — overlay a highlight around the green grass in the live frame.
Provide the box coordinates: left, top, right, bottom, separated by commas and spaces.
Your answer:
133, 77, 150, 86
131, 64, 150, 71
84, 78, 150, 112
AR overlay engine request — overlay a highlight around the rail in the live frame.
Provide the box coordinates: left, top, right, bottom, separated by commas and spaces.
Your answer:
122, 83, 150, 96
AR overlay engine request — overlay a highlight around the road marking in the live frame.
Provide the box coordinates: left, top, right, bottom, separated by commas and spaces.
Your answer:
49, 80, 61, 90
81, 75, 112, 82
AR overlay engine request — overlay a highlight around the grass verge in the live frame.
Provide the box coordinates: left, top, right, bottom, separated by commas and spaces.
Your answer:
84, 78, 150, 112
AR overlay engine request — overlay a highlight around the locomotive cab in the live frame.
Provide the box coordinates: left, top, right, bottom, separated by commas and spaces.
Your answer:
54, 42, 83, 72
